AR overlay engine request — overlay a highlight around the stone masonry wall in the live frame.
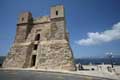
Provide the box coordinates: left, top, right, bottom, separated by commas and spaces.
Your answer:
36, 40, 75, 71
2, 43, 32, 68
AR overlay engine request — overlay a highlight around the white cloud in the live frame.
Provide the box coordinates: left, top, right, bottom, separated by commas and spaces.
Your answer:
76, 22, 120, 46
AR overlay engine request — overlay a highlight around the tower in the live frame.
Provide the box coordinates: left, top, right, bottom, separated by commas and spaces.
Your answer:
50, 5, 66, 40
35, 5, 75, 70
15, 12, 32, 43
3, 5, 75, 71
2, 12, 33, 68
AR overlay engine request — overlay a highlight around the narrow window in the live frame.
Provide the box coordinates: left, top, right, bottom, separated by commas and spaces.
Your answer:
21, 18, 24, 21
35, 34, 40, 41
34, 44, 38, 50
56, 10, 58, 16
31, 55, 36, 67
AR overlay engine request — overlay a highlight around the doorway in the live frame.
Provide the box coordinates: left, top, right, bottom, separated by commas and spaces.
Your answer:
31, 55, 36, 67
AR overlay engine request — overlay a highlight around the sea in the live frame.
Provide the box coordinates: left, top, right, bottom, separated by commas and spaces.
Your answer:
75, 57, 120, 65
0, 56, 120, 65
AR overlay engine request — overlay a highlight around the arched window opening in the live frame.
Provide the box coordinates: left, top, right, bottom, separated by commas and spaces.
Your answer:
35, 34, 40, 41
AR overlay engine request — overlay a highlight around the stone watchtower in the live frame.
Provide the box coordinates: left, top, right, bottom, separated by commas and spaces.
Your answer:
3, 5, 75, 71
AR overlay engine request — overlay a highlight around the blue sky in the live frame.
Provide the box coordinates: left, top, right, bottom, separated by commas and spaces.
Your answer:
0, 0, 120, 58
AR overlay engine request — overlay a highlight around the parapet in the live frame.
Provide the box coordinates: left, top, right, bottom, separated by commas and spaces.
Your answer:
33, 16, 50, 24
